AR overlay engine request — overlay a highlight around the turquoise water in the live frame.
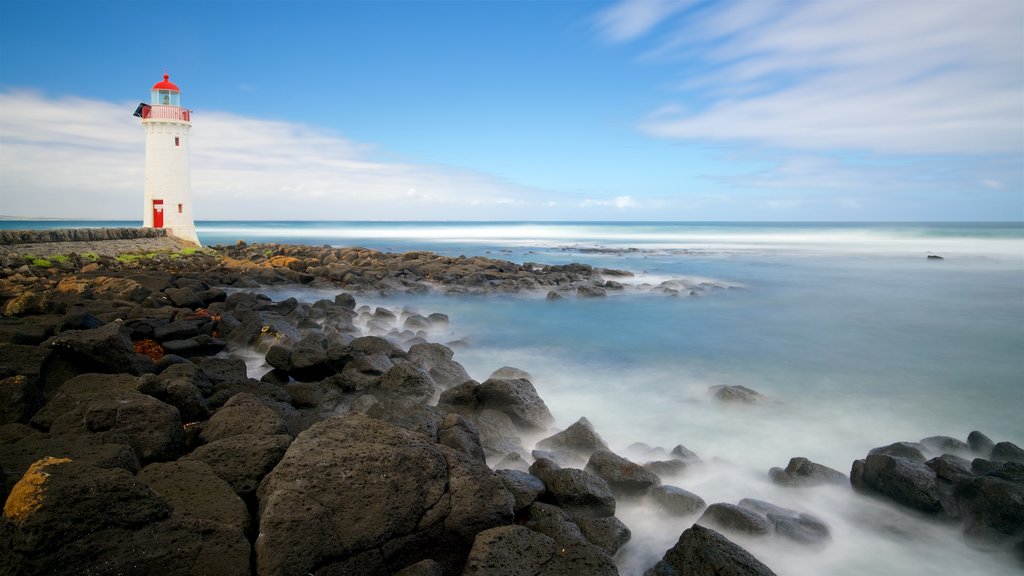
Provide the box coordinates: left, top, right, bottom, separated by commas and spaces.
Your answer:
7, 220, 1024, 574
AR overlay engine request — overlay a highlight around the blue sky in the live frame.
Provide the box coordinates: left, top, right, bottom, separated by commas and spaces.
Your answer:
1, 0, 1021, 221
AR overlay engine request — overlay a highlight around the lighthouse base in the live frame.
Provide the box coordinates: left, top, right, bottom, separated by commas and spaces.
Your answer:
153, 225, 201, 247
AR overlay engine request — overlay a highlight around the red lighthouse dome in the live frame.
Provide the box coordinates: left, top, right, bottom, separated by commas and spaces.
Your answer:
152, 73, 180, 92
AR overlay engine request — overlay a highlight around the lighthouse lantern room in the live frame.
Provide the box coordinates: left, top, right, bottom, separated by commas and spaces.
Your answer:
134, 73, 200, 245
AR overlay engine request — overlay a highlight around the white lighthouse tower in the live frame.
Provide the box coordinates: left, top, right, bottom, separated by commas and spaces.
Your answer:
135, 73, 200, 245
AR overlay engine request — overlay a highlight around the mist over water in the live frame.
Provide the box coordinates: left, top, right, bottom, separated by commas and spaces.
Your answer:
13, 220, 1021, 573
231, 222, 1023, 575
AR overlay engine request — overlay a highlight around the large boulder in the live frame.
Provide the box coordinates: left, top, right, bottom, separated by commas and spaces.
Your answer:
535, 417, 609, 464
0, 434, 139, 502
868, 442, 927, 464
476, 378, 555, 432
769, 457, 848, 487
182, 433, 293, 498
137, 460, 251, 571
644, 524, 777, 576
369, 362, 436, 406
529, 459, 616, 518
851, 453, 959, 518
968, 431, 996, 457
43, 321, 153, 378
956, 475, 1024, 551
991, 442, 1024, 463
200, 392, 289, 444
462, 525, 617, 576
30, 373, 182, 464
407, 342, 472, 389
585, 450, 661, 497
255, 413, 513, 575
0, 457, 171, 576
137, 364, 212, 422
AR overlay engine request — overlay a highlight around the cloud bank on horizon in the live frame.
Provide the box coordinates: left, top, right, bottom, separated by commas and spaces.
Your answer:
0, 0, 1021, 221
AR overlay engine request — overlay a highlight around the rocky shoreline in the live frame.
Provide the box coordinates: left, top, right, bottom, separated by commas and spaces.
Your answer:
0, 236, 1021, 575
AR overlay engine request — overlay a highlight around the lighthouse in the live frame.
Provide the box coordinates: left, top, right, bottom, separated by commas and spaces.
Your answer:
134, 73, 200, 245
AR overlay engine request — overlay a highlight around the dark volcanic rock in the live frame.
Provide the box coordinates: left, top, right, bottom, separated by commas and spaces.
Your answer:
200, 392, 290, 443
699, 503, 772, 536
136, 460, 250, 572
920, 435, 970, 456
991, 442, 1024, 463
529, 458, 616, 518
407, 342, 471, 389
0, 457, 172, 576
585, 449, 662, 497
956, 476, 1024, 550
738, 499, 831, 547
709, 385, 767, 404
255, 413, 513, 575
370, 362, 436, 406
136, 364, 212, 422
0, 375, 43, 425
769, 456, 848, 487
573, 514, 632, 556
645, 524, 777, 576
462, 525, 617, 576
926, 454, 974, 484
31, 373, 182, 464
0, 434, 139, 502
494, 469, 546, 514
488, 366, 533, 381
43, 321, 152, 378
851, 453, 959, 518
650, 484, 707, 516
536, 417, 609, 463
438, 412, 486, 463
476, 377, 555, 432
670, 444, 701, 462
968, 430, 996, 457
868, 442, 927, 464
182, 433, 292, 498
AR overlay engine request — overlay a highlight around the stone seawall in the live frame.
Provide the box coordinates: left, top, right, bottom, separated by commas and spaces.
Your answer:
0, 227, 168, 245
0, 227, 196, 259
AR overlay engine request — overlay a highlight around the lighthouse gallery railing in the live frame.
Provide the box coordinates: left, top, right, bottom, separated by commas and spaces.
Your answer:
141, 105, 191, 122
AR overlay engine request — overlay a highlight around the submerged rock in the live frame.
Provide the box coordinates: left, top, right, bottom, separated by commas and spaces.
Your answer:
708, 385, 767, 404
699, 503, 772, 535
769, 456, 848, 487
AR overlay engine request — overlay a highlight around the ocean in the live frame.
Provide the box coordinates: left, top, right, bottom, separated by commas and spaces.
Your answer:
6, 220, 1023, 574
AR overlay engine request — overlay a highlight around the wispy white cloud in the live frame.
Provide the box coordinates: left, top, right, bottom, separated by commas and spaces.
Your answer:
0, 91, 556, 219
600, 0, 1024, 156
594, 0, 694, 43
580, 195, 640, 209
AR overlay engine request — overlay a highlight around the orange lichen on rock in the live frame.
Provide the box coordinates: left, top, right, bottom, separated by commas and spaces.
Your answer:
134, 338, 165, 361
3, 456, 72, 524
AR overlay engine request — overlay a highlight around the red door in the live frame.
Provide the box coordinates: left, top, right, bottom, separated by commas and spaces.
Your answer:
153, 200, 164, 228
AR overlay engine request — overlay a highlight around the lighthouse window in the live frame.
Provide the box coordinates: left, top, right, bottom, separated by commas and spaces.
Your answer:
174, 137, 180, 147
178, 203, 183, 214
